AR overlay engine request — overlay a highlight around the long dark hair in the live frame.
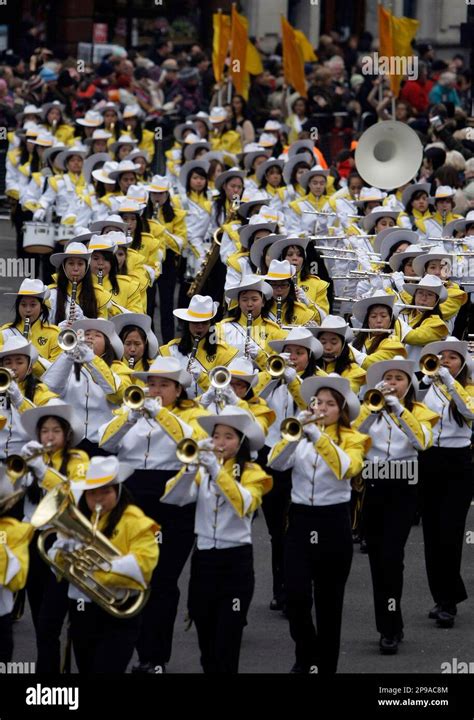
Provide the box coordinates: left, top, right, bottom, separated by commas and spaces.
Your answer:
9, 296, 50, 327
226, 293, 271, 320
100, 334, 117, 366
93, 250, 120, 295
315, 338, 352, 375
29, 145, 41, 174
259, 163, 284, 190
78, 483, 133, 539
55, 264, 98, 324
410, 297, 444, 328
124, 214, 150, 252
177, 323, 217, 358
351, 306, 395, 352
406, 189, 430, 227
279, 282, 298, 324
185, 166, 208, 195
119, 325, 151, 370
213, 181, 243, 224
289, 160, 311, 187
26, 415, 74, 504
155, 194, 176, 224
448, 361, 469, 427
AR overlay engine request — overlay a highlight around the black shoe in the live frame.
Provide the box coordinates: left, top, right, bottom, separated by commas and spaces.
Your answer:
428, 604, 442, 619
360, 539, 368, 554
379, 635, 399, 654
352, 531, 361, 544
290, 662, 308, 673
436, 606, 456, 628
131, 661, 166, 674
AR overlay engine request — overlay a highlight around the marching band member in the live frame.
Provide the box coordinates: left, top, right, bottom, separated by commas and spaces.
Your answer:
350, 293, 408, 368
96, 101, 122, 142
398, 183, 432, 232
248, 232, 285, 276
42, 319, 123, 455
88, 234, 145, 315
352, 357, 438, 654
98, 357, 208, 673
0, 337, 57, 460
0, 467, 34, 663
422, 186, 462, 239
2, 279, 61, 374
268, 375, 370, 673
111, 313, 159, 390
161, 406, 272, 673
355, 228, 417, 298
398, 276, 449, 362
106, 230, 154, 310
311, 316, 366, 393
47, 242, 110, 324
225, 213, 278, 293
160, 295, 238, 398
121, 103, 155, 161
216, 276, 286, 369
262, 260, 319, 326
255, 327, 324, 612
285, 167, 333, 236
241, 144, 271, 191
267, 236, 331, 318
418, 339, 474, 629
256, 157, 285, 211
32, 145, 90, 226
72, 110, 104, 144
280, 153, 314, 204
109, 134, 139, 162
18, 400, 88, 671
209, 106, 242, 155
41, 101, 75, 145
212, 167, 245, 265
47, 456, 159, 673
177, 159, 212, 277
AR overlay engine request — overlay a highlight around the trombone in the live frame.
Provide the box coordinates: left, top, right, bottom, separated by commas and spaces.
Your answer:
280, 412, 327, 442
6, 443, 54, 480
176, 438, 223, 465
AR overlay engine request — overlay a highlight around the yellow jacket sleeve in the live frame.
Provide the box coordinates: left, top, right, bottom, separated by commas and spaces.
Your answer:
404, 316, 449, 346
216, 462, 272, 517
360, 337, 408, 369
0, 519, 34, 591
315, 428, 371, 480
439, 285, 467, 321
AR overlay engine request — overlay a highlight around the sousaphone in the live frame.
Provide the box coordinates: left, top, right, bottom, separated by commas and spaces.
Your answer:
355, 121, 423, 190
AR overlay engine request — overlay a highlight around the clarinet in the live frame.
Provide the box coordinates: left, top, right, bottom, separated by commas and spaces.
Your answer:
23, 316, 31, 339
187, 334, 201, 372
68, 281, 78, 326
276, 296, 282, 328
245, 312, 253, 359
441, 209, 447, 228
97, 269, 104, 286
128, 357, 136, 369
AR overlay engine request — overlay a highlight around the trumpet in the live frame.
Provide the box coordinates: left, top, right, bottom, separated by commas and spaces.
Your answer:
266, 354, 287, 378
280, 412, 327, 442
6, 443, 54, 480
23, 316, 31, 339
31, 483, 149, 618
209, 366, 231, 409
58, 327, 85, 382
419, 353, 441, 376
363, 388, 386, 413
0, 368, 14, 393
176, 438, 223, 465
123, 384, 149, 411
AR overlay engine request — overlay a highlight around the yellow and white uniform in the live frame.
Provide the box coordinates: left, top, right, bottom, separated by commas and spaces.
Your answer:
0, 381, 58, 458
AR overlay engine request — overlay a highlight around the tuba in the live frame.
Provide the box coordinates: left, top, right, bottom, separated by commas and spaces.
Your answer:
355, 121, 423, 190
30, 484, 150, 618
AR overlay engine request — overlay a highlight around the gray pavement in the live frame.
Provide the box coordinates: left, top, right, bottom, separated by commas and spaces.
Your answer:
2, 217, 473, 673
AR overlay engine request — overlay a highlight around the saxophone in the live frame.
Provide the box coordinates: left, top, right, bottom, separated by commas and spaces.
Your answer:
186, 228, 223, 298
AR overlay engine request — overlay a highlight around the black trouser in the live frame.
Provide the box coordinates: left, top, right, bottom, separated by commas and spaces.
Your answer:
69, 600, 140, 673
76, 438, 110, 457
420, 446, 473, 607
36, 573, 69, 674
0, 613, 13, 662
125, 469, 196, 667
201, 257, 226, 314
26, 531, 52, 632
157, 252, 178, 343
260, 446, 291, 602
363, 479, 418, 637
188, 545, 254, 673
284, 502, 353, 674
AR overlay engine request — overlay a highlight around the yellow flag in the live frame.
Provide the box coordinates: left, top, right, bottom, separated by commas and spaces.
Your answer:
294, 29, 317, 62
230, 4, 249, 97
281, 16, 307, 98
246, 41, 263, 76
378, 4, 419, 97
212, 12, 231, 84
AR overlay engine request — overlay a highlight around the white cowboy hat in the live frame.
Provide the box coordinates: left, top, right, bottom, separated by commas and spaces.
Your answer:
76, 110, 104, 128
126, 184, 149, 205
249, 233, 286, 269
261, 259, 296, 282
255, 157, 284, 185
20, 399, 84, 446
55, 145, 87, 170
178, 160, 210, 189
0, 337, 38, 368
183, 141, 211, 162
267, 236, 311, 261
225, 274, 273, 301
236, 189, 270, 219
402, 273, 448, 302
264, 120, 282, 132
173, 121, 199, 143
422, 337, 472, 376
43, 142, 67, 165
361, 206, 399, 233
299, 167, 329, 191
123, 103, 144, 120
124, 148, 149, 164
209, 106, 228, 124
91, 160, 119, 185
108, 160, 140, 180
71, 318, 124, 359
50, 241, 91, 268
412, 246, 453, 278
115, 198, 145, 215
88, 234, 117, 255
198, 405, 266, 452
311, 315, 351, 341
287, 139, 316, 158
242, 145, 270, 171
373, 227, 418, 255
238, 214, 278, 249
84, 129, 112, 145
366, 356, 416, 390
89, 215, 128, 233
41, 100, 65, 119
31, 132, 55, 147
133, 356, 192, 386
388, 244, 424, 272
378, 229, 417, 261
282, 153, 313, 185
109, 135, 138, 155
173, 295, 219, 323
110, 313, 159, 358
100, 230, 132, 249
444, 210, 474, 238
401, 182, 430, 208
214, 167, 245, 192
5, 278, 50, 301
83, 153, 112, 183
148, 175, 171, 193
429, 185, 456, 203
227, 357, 259, 387
268, 327, 323, 357
73, 456, 133, 492
301, 373, 361, 421
354, 187, 388, 206
95, 101, 122, 119
258, 132, 278, 148
351, 291, 398, 323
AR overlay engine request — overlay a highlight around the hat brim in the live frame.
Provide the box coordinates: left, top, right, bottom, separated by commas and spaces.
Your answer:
197, 412, 265, 451
352, 294, 395, 323
20, 404, 84, 445
366, 359, 416, 389
422, 340, 468, 362
225, 278, 273, 301
132, 368, 192, 387
361, 211, 399, 233
412, 253, 452, 278
300, 376, 360, 421
50, 250, 91, 268
249, 234, 286, 268
238, 222, 277, 249
402, 282, 448, 302
72, 319, 124, 359
73, 462, 134, 492
173, 303, 219, 323
110, 313, 158, 357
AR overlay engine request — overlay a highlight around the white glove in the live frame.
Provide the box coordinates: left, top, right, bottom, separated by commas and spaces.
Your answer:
283, 366, 297, 383
437, 365, 455, 389
127, 408, 142, 423
222, 386, 238, 405
187, 360, 201, 382
7, 380, 24, 408
421, 374, 434, 386
143, 397, 162, 417
355, 250, 373, 272
245, 341, 260, 360
33, 208, 46, 221
198, 438, 217, 452
199, 450, 221, 478
391, 271, 405, 292
375, 381, 389, 392
295, 286, 310, 306
200, 386, 217, 408
69, 343, 95, 364
385, 394, 404, 416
